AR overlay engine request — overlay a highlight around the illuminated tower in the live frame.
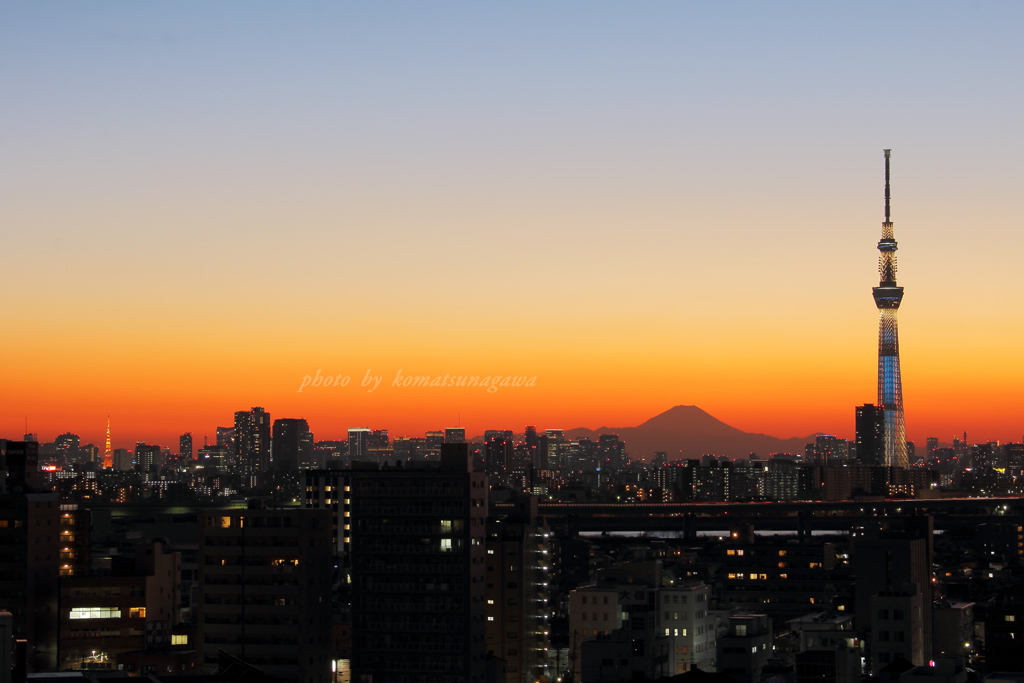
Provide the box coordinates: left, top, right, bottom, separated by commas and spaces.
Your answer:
872, 149, 907, 468
103, 413, 113, 469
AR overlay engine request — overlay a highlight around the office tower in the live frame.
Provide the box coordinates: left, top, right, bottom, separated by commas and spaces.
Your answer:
1006, 443, 1024, 472
235, 407, 271, 486
347, 428, 371, 462
112, 448, 132, 472
872, 149, 908, 468
197, 506, 332, 683
445, 427, 466, 444
597, 433, 625, 471
483, 430, 514, 484
272, 418, 313, 472
856, 404, 886, 466
367, 429, 390, 462
134, 443, 161, 476
524, 426, 539, 470
0, 445, 60, 671
179, 433, 193, 461
970, 442, 998, 470
806, 435, 849, 467
350, 444, 487, 683
55, 433, 80, 466
391, 436, 427, 463
425, 430, 445, 459
215, 426, 236, 451
103, 414, 113, 468
59, 541, 180, 670
485, 498, 551, 683
926, 437, 939, 456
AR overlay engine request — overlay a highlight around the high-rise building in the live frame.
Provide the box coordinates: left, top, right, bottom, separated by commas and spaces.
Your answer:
272, 418, 314, 472
197, 506, 333, 683
350, 444, 487, 683
55, 433, 80, 465
425, 431, 445, 460
348, 428, 371, 463
0, 444, 60, 671
856, 404, 886, 466
104, 413, 113, 469
112, 448, 132, 472
445, 427, 466, 444
872, 149, 908, 468
179, 433, 193, 461
524, 426, 540, 470
235, 407, 271, 486
805, 435, 849, 467
485, 498, 551, 683
483, 430, 513, 484
598, 433, 625, 471
134, 443, 161, 476
215, 426, 236, 451
367, 429, 390, 462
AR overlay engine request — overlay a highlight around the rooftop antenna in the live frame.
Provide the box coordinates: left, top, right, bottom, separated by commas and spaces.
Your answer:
884, 149, 891, 222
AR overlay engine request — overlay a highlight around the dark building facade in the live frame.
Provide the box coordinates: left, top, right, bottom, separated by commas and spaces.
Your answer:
350, 444, 487, 683
197, 505, 333, 683
271, 419, 313, 472
235, 407, 271, 487
855, 404, 886, 467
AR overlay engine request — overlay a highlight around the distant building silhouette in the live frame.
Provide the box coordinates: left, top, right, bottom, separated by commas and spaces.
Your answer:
271, 418, 313, 472
235, 407, 270, 486
179, 432, 193, 461
445, 427, 466, 444
856, 404, 886, 466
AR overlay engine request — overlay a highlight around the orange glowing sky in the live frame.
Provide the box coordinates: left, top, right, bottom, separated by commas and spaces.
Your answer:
2, 3, 1023, 452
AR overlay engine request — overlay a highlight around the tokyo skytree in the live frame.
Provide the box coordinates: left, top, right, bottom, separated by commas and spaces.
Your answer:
872, 149, 907, 469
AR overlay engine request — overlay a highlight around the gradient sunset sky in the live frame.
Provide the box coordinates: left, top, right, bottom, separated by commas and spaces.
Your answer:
2, 2, 1022, 453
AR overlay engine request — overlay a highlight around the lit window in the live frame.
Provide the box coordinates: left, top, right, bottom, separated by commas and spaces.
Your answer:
70, 607, 121, 620
1007, 615, 1017, 622
129, 607, 146, 618
488, 616, 494, 621
441, 539, 453, 552
171, 635, 187, 645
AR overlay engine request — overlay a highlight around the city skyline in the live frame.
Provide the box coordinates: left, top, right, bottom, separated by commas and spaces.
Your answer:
3, 3, 1023, 449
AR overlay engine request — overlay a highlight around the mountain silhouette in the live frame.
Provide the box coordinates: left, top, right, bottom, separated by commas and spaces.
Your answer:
562, 405, 819, 461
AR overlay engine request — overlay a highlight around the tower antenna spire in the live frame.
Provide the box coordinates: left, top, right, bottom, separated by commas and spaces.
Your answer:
884, 149, 891, 222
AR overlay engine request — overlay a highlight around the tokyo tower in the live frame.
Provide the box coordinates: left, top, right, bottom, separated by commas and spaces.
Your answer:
872, 149, 907, 468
